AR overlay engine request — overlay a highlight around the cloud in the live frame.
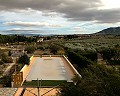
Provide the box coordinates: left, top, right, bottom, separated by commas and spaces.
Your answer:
4, 21, 49, 27
4, 21, 62, 28
0, 0, 61, 11
0, 0, 120, 23
42, 11, 59, 16
7, 27, 35, 31
0, 0, 101, 11
64, 8, 120, 23
10, 28, 22, 30
70, 26, 87, 33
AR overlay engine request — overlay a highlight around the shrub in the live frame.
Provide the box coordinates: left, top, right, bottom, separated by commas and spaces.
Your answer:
0, 60, 4, 65
18, 54, 30, 65
1, 56, 13, 63
25, 46, 36, 54
67, 50, 95, 68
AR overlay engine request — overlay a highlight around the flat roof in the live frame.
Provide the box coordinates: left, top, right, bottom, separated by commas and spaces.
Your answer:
26, 57, 71, 81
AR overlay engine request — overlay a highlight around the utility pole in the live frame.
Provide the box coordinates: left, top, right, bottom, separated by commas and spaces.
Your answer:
37, 78, 41, 96
15, 45, 17, 73
15, 58, 17, 73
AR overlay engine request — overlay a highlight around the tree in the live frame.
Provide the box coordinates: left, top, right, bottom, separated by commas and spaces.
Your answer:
64, 35, 78, 39
50, 44, 60, 54
100, 48, 120, 65
0, 76, 11, 87
25, 46, 36, 54
100, 48, 115, 61
60, 64, 120, 96
8, 51, 12, 56
0, 60, 4, 65
1, 53, 13, 63
39, 46, 45, 51
1, 53, 7, 62
72, 74, 81, 85
67, 50, 94, 68
75, 49, 97, 62
57, 50, 65, 55
18, 54, 30, 65
60, 83, 82, 96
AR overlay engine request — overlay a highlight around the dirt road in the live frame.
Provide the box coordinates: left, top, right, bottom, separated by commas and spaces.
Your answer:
3, 63, 15, 76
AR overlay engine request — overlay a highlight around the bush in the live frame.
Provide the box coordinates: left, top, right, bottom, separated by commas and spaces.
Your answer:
18, 54, 30, 65
50, 44, 61, 54
42, 53, 48, 55
38, 46, 45, 51
57, 50, 65, 55
61, 64, 120, 96
67, 50, 95, 68
5, 57, 13, 63
75, 49, 97, 62
108, 60, 120, 65
0, 60, 4, 65
25, 46, 36, 54
0, 76, 11, 87
1, 54, 13, 63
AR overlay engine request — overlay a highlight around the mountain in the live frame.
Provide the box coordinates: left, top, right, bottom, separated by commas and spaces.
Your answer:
95, 27, 120, 35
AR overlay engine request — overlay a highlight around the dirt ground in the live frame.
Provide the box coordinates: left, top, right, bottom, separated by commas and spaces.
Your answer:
34, 49, 51, 55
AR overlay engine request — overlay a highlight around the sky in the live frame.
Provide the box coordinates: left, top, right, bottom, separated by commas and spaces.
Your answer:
0, 0, 120, 35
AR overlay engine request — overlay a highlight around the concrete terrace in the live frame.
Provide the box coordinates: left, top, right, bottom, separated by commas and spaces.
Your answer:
26, 57, 68, 81
21, 55, 80, 83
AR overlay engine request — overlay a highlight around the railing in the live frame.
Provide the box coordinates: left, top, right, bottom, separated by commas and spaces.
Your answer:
63, 55, 82, 78
33, 55, 63, 57
20, 55, 81, 86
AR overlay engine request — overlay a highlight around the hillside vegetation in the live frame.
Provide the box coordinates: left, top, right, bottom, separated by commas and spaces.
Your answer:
96, 27, 120, 35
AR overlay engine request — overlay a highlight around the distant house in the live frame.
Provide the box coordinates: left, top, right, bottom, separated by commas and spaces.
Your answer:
37, 38, 44, 42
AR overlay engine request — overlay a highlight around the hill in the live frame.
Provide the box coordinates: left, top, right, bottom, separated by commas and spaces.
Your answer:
95, 27, 120, 35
